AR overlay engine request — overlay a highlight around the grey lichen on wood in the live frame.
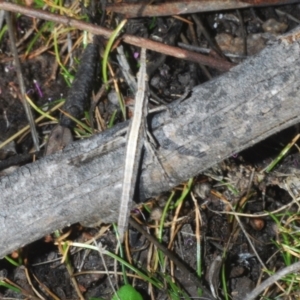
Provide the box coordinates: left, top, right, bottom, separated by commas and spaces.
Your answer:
1, 28, 300, 258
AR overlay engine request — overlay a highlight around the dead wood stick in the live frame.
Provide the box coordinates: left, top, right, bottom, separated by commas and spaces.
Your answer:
1, 28, 300, 258
106, 0, 300, 18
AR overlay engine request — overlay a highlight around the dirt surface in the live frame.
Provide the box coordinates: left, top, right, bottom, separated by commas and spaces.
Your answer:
1, 1, 300, 299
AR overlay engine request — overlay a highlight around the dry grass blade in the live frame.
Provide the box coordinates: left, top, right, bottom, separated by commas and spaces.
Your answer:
118, 48, 148, 242
0, 101, 64, 150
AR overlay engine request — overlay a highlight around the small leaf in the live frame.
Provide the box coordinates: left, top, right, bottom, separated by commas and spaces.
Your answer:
112, 284, 143, 300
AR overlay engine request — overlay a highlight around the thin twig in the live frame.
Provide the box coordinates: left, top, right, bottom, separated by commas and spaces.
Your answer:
5, 11, 40, 151
244, 261, 300, 300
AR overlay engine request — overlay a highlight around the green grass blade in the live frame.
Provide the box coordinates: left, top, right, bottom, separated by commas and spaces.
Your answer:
102, 19, 127, 85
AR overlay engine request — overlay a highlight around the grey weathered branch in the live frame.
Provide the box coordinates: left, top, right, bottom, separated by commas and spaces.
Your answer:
1, 28, 300, 258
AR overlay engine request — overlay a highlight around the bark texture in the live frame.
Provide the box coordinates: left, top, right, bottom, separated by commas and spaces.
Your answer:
1, 29, 300, 258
